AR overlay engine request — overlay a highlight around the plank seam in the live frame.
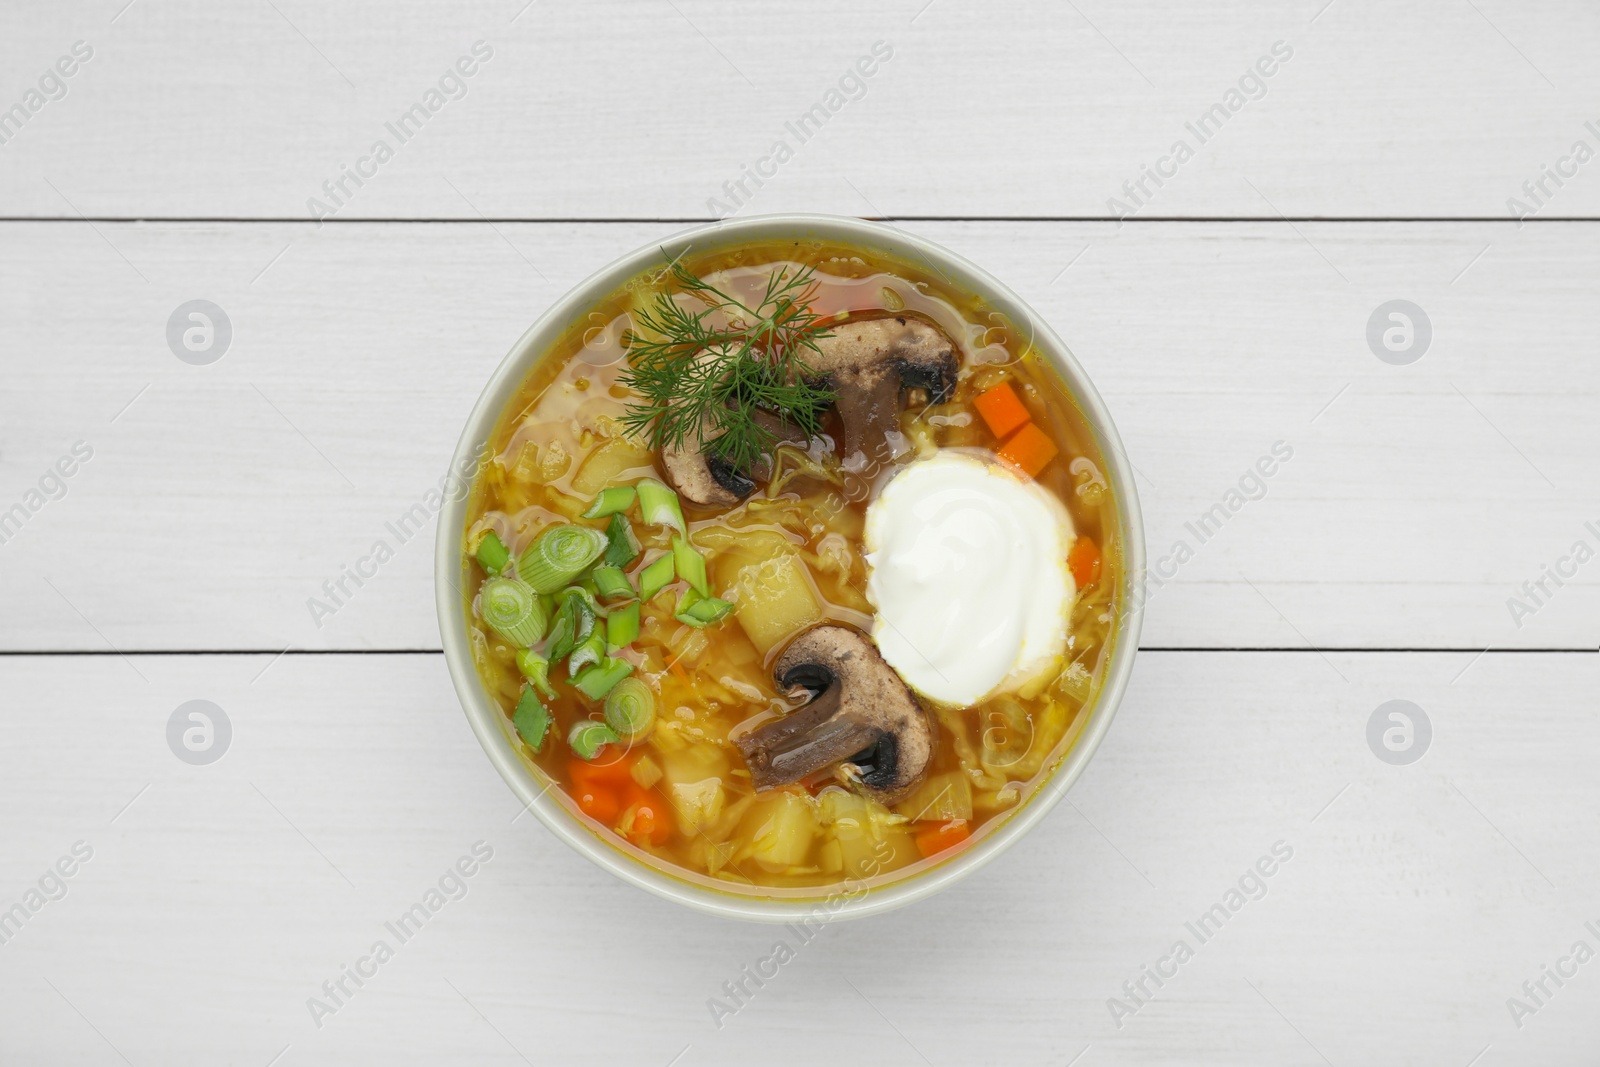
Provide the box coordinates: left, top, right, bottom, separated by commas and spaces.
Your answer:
2, 216, 1599, 225
0, 648, 1591, 657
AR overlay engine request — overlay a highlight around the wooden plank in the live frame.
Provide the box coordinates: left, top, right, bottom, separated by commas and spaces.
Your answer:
3, 219, 1596, 652
0, 650, 1594, 1063
1, 0, 1598, 219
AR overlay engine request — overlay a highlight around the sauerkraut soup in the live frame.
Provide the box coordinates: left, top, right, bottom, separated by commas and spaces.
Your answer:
461, 238, 1121, 897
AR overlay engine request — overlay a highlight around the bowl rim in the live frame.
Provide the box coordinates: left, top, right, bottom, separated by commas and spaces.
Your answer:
435, 213, 1146, 923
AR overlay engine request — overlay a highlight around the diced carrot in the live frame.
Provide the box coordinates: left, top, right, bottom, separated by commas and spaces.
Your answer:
569, 748, 634, 792
996, 422, 1059, 477
1068, 536, 1101, 588
572, 783, 620, 824
973, 381, 1031, 439
621, 784, 675, 846
914, 819, 971, 858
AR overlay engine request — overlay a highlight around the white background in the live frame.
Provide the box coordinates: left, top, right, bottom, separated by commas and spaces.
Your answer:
2, 2, 1598, 1064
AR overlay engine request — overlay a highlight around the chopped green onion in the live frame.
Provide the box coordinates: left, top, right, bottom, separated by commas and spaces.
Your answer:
672, 535, 710, 597
606, 601, 640, 650
591, 564, 634, 601
573, 656, 635, 700
545, 590, 595, 663
516, 648, 557, 699
568, 621, 607, 676
474, 530, 510, 575
569, 720, 620, 760
564, 583, 609, 619
516, 524, 608, 594
603, 677, 656, 741
582, 485, 637, 519
603, 513, 641, 568
511, 687, 551, 751
636, 478, 686, 535
637, 552, 675, 602
479, 577, 547, 646
676, 593, 734, 629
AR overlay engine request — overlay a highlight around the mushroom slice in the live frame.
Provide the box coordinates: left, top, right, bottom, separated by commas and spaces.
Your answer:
657, 346, 810, 507
805, 315, 959, 466
661, 408, 804, 508
732, 625, 934, 805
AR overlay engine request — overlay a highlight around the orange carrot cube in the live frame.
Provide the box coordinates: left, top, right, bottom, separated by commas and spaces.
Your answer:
973, 381, 1031, 439
996, 422, 1059, 477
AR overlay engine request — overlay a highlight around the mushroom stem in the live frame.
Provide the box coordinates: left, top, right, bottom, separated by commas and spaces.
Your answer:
731, 625, 934, 805
804, 315, 959, 468
737, 688, 880, 792
829, 367, 907, 465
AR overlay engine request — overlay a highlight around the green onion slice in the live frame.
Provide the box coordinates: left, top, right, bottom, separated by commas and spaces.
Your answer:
516, 648, 557, 699
563, 584, 609, 619
672, 535, 710, 597
591, 564, 634, 601
603, 677, 656, 741
574, 657, 635, 701
676, 594, 734, 629
636, 479, 686, 535
511, 687, 551, 752
582, 485, 637, 520
568, 622, 607, 677
603, 513, 641, 568
479, 577, 547, 646
545, 590, 595, 664
637, 552, 675, 602
474, 530, 511, 575
606, 601, 640, 650
569, 720, 620, 761
517, 524, 608, 594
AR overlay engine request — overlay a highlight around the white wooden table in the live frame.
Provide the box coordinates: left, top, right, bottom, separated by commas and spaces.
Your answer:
3, 2, 1597, 1064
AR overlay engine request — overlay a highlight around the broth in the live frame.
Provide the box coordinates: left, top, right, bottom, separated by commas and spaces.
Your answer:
462, 238, 1121, 898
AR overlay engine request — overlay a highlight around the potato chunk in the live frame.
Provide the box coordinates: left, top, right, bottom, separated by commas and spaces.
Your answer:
739, 791, 819, 871
571, 437, 655, 496
729, 554, 824, 656
819, 789, 916, 879
669, 778, 725, 835
893, 772, 973, 823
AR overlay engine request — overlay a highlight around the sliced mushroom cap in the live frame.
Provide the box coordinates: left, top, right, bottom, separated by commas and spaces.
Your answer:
732, 625, 933, 805
661, 408, 805, 507
806, 315, 959, 466
657, 346, 811, 507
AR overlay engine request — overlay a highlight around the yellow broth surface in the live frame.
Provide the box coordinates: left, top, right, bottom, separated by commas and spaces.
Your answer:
462, 238, 1122, 898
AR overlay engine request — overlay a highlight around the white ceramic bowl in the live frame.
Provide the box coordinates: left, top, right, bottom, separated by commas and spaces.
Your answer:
435, 214, 1145, 923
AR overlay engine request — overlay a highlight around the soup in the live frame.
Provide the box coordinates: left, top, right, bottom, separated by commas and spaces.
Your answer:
461, 238, 1121, 898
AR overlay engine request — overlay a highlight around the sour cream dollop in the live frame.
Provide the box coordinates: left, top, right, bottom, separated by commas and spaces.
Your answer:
863, 451, 1076, 706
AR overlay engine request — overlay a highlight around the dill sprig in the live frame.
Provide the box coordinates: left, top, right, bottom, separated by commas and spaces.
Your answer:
618, 258, 834, 474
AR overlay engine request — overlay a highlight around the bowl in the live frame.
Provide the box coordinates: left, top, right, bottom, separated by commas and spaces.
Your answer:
435, 213, 1145, 922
